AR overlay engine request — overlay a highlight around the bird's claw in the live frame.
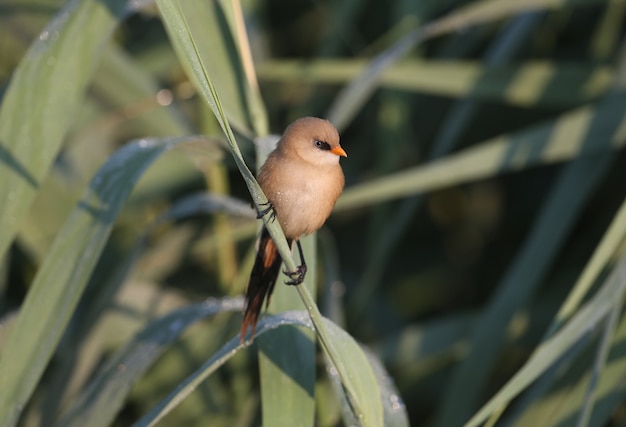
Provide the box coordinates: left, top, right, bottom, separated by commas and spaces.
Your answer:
284, 264, 307, 286
257, 201, 276, 222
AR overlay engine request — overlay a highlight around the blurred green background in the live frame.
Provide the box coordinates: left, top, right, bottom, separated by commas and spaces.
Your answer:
2, 0, 626, 426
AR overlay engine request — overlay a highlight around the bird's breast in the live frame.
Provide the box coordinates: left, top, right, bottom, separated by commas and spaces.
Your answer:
258, 160, 343, 239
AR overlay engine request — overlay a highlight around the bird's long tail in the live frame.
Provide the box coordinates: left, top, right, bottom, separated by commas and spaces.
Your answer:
240, 227, 291, 342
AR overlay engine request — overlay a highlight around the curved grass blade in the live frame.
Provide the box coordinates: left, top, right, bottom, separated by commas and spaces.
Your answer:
43, 190, 252, 422
155, 0, 260, 202
316, 318, 383, 427
156, 1, 383, 425
155, 0, 266, 137
370, 354, 409, 427
132, 310, 313, 427
0, 136, 195, 426
157, 1, 316, 420
331, 346, 409, 427
133, 311, 382, 427
0, 0, 129, 261
57, 298, 244, 427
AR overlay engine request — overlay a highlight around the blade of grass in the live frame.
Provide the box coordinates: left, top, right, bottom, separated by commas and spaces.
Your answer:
57, 298, 244, 427
133, 311, 382, 427
575, 301, 620, 427
551, 196, 626, 333
168, 0, 267, 137
161, 0, 315, 420
131, 311, 313, 427
0, 136, 197, 426
159, 192, 256, 222
156, 1, 383, 424
363, 348, 410, 427
0, 0, 129, 261
590, 0, 626, 60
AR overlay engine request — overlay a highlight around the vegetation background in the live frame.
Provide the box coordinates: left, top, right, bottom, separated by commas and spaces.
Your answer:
1, 0, 626, 426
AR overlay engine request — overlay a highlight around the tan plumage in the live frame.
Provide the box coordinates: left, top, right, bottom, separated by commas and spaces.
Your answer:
241, 117, 347, 342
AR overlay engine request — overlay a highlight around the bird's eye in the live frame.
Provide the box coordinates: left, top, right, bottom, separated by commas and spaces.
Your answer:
313, 140, 331, 150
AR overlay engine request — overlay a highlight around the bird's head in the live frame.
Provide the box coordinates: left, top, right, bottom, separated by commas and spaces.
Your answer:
279, 117, 347, 167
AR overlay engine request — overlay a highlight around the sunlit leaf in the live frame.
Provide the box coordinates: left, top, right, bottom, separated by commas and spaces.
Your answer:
0, 0, 129, 260
133, 311, 382, 427
0, 136, 196, 426
57, 298, 244, 427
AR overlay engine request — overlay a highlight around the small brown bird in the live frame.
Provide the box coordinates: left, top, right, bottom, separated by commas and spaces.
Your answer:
240, 117, 347, 342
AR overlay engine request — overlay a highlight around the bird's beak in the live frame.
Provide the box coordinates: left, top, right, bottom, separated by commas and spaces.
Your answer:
331, 146, 348, 157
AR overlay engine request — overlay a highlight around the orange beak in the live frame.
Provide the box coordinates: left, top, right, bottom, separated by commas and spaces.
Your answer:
331, 146, 347, 157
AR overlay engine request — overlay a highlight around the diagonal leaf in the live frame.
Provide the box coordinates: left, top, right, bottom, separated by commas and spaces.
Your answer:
157, 2, 317, 420
550, 195, 626, 332
0, 136, 196, 426
510, 307, 626, 427
323, 323, 388, 427
131, 311, 312, 427
465, 253, 626, 427
57, 298, 244, 427
156, 2, 383, 424
159, 0, 266, 137
0, 0, 129, 261
133, 311, 382, 427
154, 0, 259, 199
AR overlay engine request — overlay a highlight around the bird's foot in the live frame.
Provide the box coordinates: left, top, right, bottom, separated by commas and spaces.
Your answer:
284, 264, 307, 286
257, 201, 276, 222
